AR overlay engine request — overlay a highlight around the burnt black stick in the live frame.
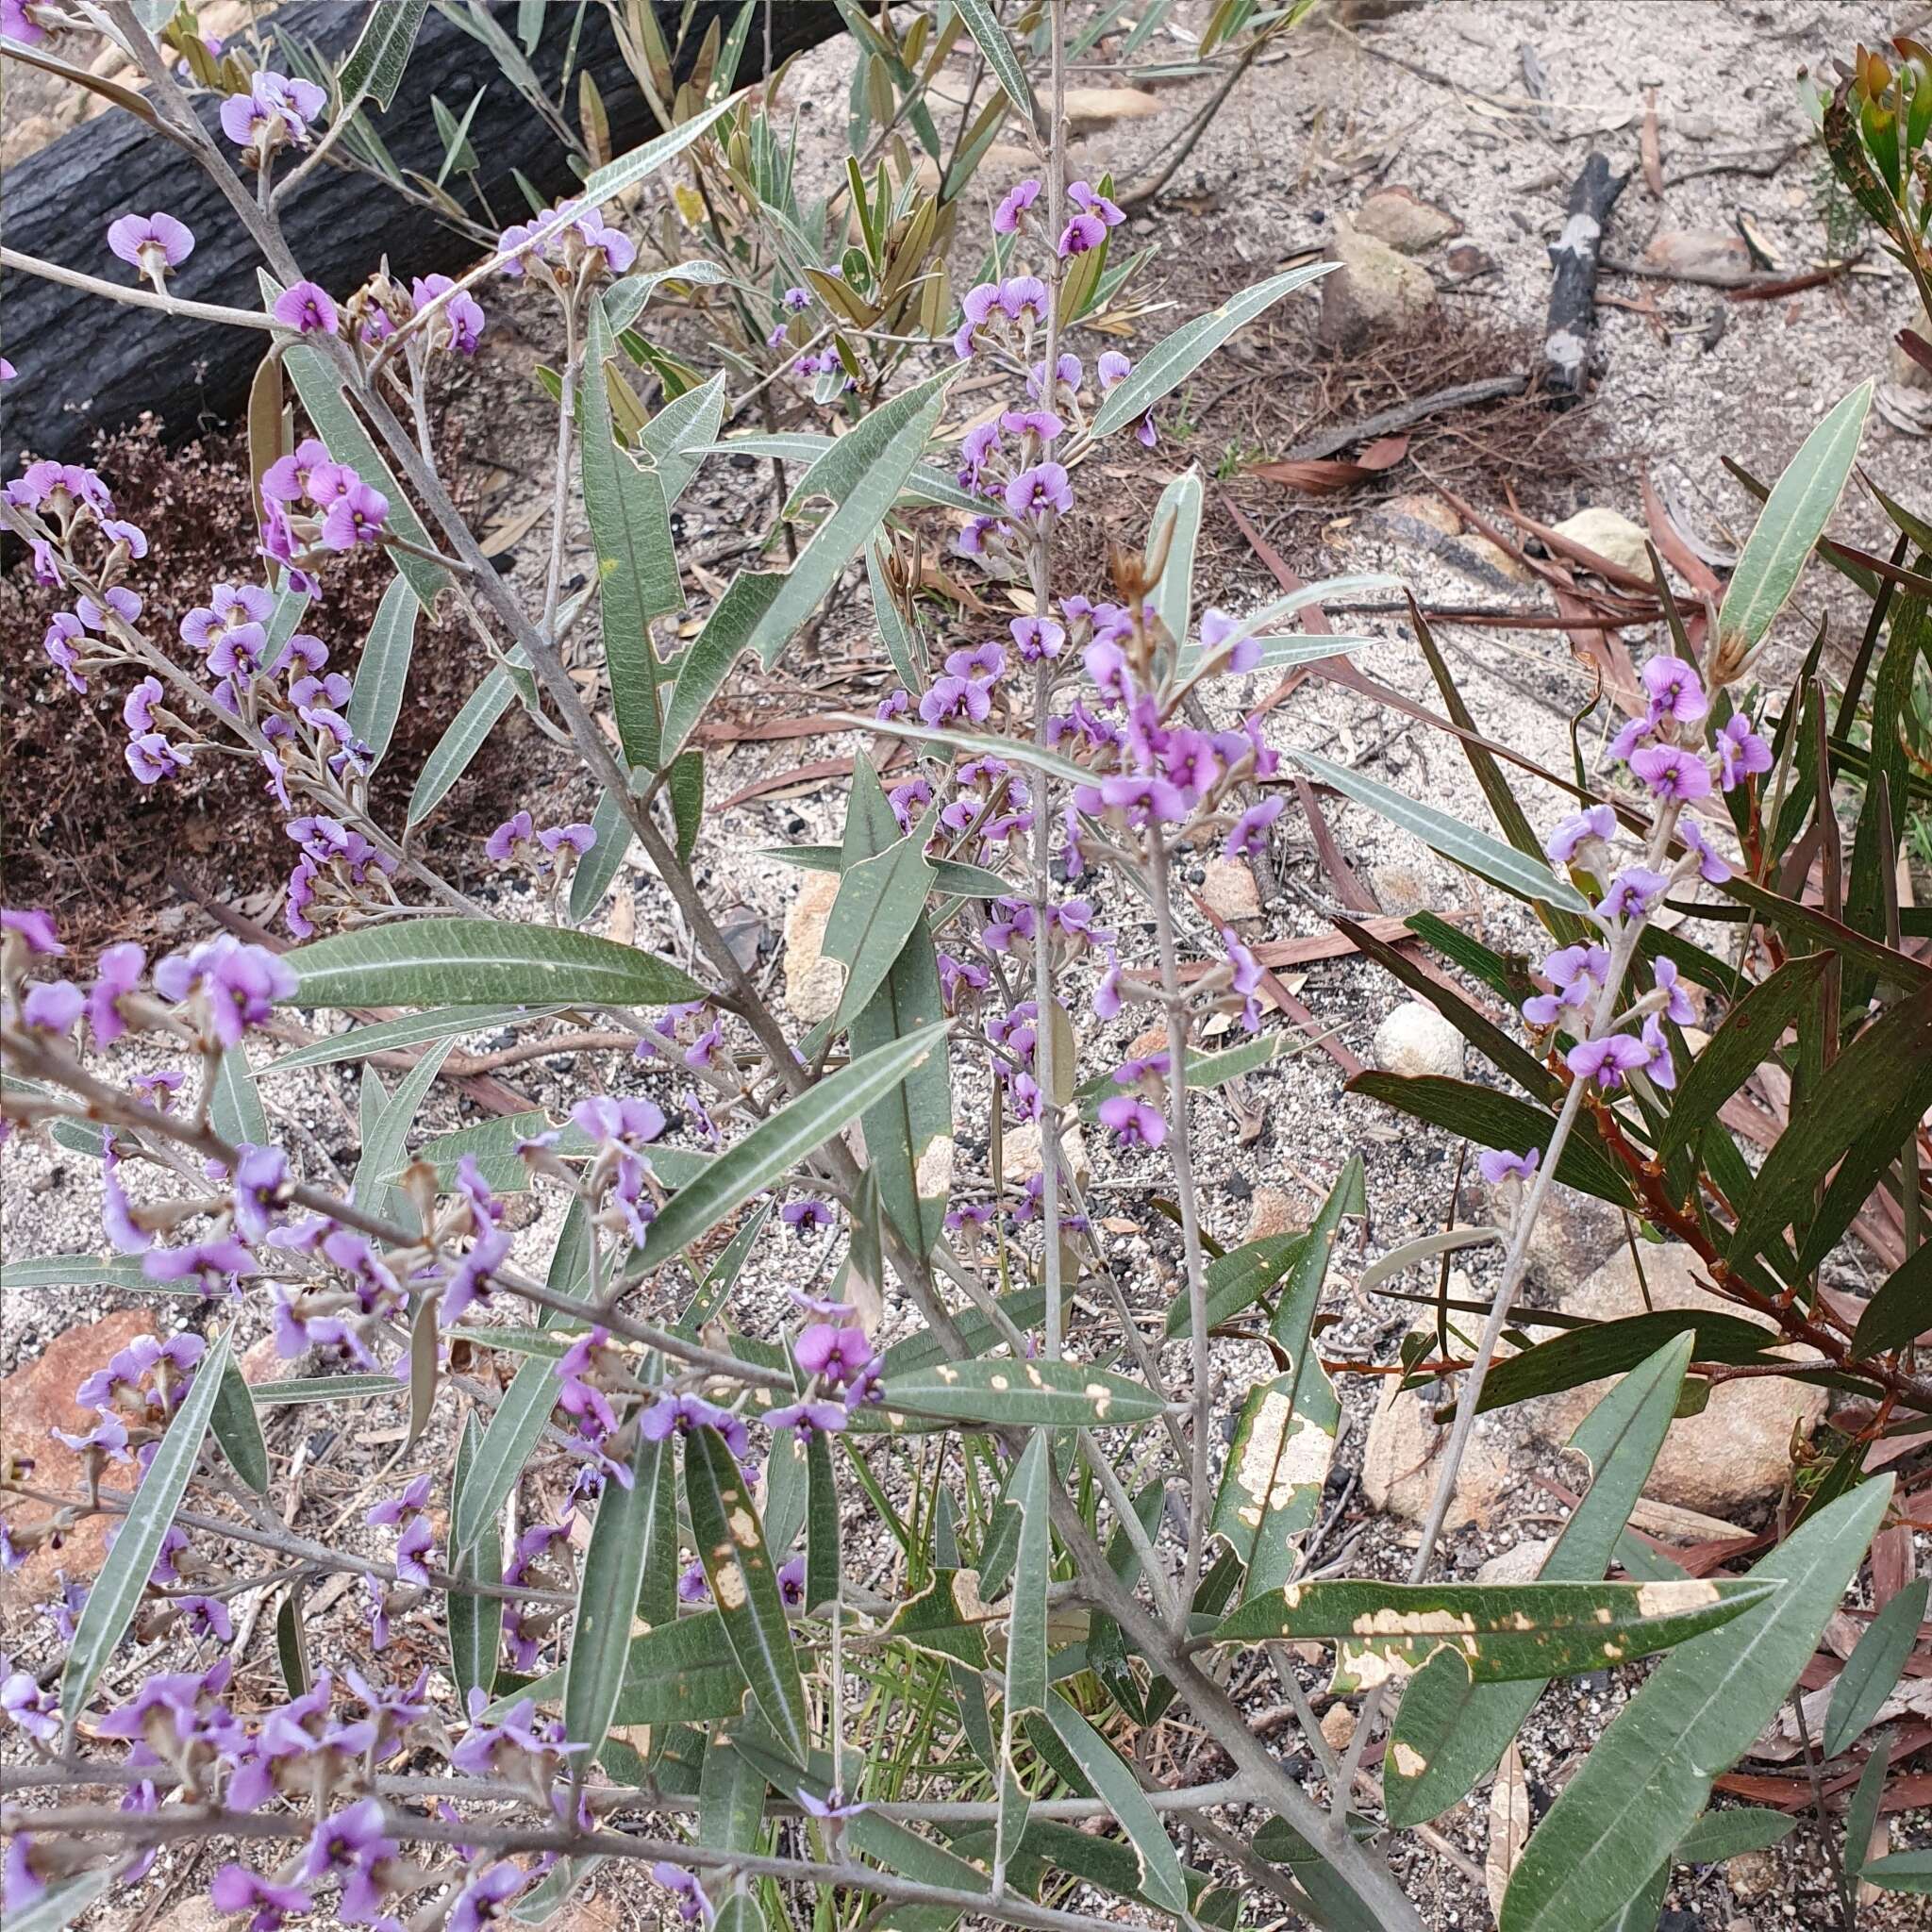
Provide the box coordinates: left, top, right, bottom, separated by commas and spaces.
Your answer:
1541, 150, 1628, 409
1, 1, 845, 467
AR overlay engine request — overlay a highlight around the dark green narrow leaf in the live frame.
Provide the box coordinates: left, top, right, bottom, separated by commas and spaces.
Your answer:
1171, 1227, 1307, 1339
668, 749, 705, 866
1477, 1309, 1781, 1412
210, 1356, 270, 1494
804, 1424, 840, 1613
1673, 1808, 1794, 1863
275, 1585, 310, 1698
1824, 1576, 1929, 1757
1004, 1433, 1052, 1718
1850, 1241, 1932, 1359
1042, 1691, 1190, 1914
408, 661, 523, 827
1501, 1478, 1894, 1932
448, 1412, 505, 1704
700, 1724, 768, 1853
880, 1358, 1168, 1429
346, 575, 420, 772
686, 1424, 809, 1759
1659, 954, 1827, 1161
1387, 1336, 1691, 1826
564, 1424, 672, 1778
63, 1331, 232, 1740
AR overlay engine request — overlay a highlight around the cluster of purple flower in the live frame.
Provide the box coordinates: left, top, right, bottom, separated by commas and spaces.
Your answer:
497, 197, 638, 285
219, 68, 327, 164
260, 436, 393, 579
485, 810, 596, 874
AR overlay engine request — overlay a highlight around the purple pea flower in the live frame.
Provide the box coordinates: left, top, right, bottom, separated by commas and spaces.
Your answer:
653, 1863, 713, 1926
209, 1866, 314, 1930
154, 935, 297, 1045
274, 279, 339, 336
1639, 1013, 1676, 1089
84, 941, 145, 1046
992, 178, 1041, 233
1224, 795, 1283, 859
219, 70, 326, 154
411, 273, 486, 355
1679, 818, 1732, 884
781, 1199, 836, 1231
1002, 460, 1073, 521
0, 1668, 60, 1745
1069, 179, 1124, 226
1545, 803, 1617, 868
1565, 1033, 1654, 1091
678, 1561, 710, 1603
231, 1143, 288, 1241
486, 809, 534, 861
1599, 866, 1670, 923
537, 822, 595, 860
1011, 613, 1064, 661
1058, 208, 1107, 257
795, 1322, 875, 1388
42, 610, 86, 691
20, 978, 84, 1036
1639, 654, 1708, 726
1478, 1147, 1541, 1187
107, 211, 194, 280
1653, 958, 1696, 1026
143, 1235, 254, 1295
1629, 742, 1712, 803
320, 479, 389, 548
1716, 712, 1772, 791
2, 908, 62, 956
769, 1398, 846, 1443
1098, 1093, 1166, 1148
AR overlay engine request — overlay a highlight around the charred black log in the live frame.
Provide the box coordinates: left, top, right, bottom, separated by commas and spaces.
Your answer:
1, 1, 844, 466
1541, 151, 1628, 409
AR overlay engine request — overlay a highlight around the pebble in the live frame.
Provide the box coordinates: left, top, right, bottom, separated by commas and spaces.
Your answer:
1371, 1000, 1466, 1080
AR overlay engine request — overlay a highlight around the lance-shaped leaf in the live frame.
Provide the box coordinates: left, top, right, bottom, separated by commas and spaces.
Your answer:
952, 0, 1034, 124
510, 1610, 755, 1724
1170, 1227, 1305, 1339
564, 1422, 675, 1776
1824, 1574, 1929, 1757
768, 842, 1010, 901
1002, 1432, 1052, 1721
346, 575, 420, 773
566, 785, 634, 925
1296, 747, 1591, 913
604, 260, 731, 333
706, 431, 984, 514
1089, 262, 1337, 438
638, 368, 727, 508
63, 1330, 232, 1740
454, 1202, 592, 1553
271, 1006, 560, 1075
823, 821, 938, 1031
660, 568, 786, 761
1042, 1690, 1190, 1915
210, 1356, 270, 1496
686, 1423, 808, 1759
338, 0, 428, 110
629, 1023, 947, 1274
208, 1042, 268, 1151
1386, 1335, 1693, 1827
448, 1411, 505, 1704
742, 371, 955, 670
868, 541, 926, 694
1716, 380, 1873, 660
1860, 1850, 1932, 1894
1501, 1476, 1894, 1932
1852, 1240, 1932, 1359
1728, 979, 1932, 1269
884, 1568, 993, 1669
582, 292, 679, 771
1208, 1576, 1771, 1687
1211, 1161, 1358, 1597
1151, 465, 1204, 652
408, 657, 526, 827
354, 1038, 454, 1225
882, 1357, 1168, 1429
285, 915, 704, 1008
1476, 1307, 1783, 1412
1673, 1808, 1795, 1862
1658, 953, 1828, 1160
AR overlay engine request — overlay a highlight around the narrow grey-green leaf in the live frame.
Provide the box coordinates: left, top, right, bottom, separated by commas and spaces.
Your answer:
0, 1256, 160, 1292
823, 824, 937, 1029
1150, 465, 1203, 653
883, 1357, 1168, 1429
767, 842, 1008, 901
705, 430, 983, 514
208, 1043, 269, 1150
566, 785, 634, 925
63, 1330, 232, 1741
630, 1023, 947, 1273
1089, 263, 1338, 439
659, 568, 786, 762
285, 915, 704, 1008
1824, 1575, 1928, 1757
448, 1411, 505, 1703
686, 1423, 808, 1758
1501, 1477, 1895, 1932
269, 1006, 559, 1074
353, 1037, 453, 1224
583, 293, 678, 771
639, 368, 727, 508
1295, 747, 1590, 913
952, 0, 1033, 124
408, 659, 523, 827
869, 540, 926, 693
338, 0, 428, 110
746, 372, 955, 669
564, 1424, 672, 1776
1385, 1335, 1692, 1826
346, 575, 420, 772
210, 1356, 270, 1495
604, 259, 731, 333
1717, 380, 1873, 658
1043, 1690, 1190, 1915
577, 90, 741, 206
5, 1869, 116, 1932
1004, 1433, 1051, 1718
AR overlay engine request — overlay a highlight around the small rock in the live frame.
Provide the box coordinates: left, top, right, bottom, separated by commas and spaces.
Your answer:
1549, 508, 1652, 577
1320, 1702, 1357, 1752
1463, 533, 1534, 584
1362, 1309, 1513, 1531
1356, 185, 1462, 254
1889, 329, 1932, 391
241, 1334, 292, 1388
1724, 1850, 1778, 1903
782, 870, 845, 1024
1532, 1245, 1828, 1511
1245, 1187, 1308, 1241
1003, 1121, 1089, 1186
1372, 1001, 1465, 1080
1063, 86, 1162, 131
0, 1308, 161, 1607
1319, 220, 1437, 351
1201, 857, 1261, 923
1369, 862, 1431, 917
1475, 1537, 1555, 1586
1473, 1179, 1623, 1300
1380, 491, 1462, 537
1641, 229, 1755, 287
149, 1903, 227, 1932
1445, 242, 1494, 277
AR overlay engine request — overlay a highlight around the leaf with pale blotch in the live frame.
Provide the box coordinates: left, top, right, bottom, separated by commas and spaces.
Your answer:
1210, 1374, 1335, 1590
286, 916, 703, 1010
685, 1424, 808, 1759
882, 1568, 992, 1669
63, 1330, 232, 1742
1487, 1742, 1530, 1923
1502, 1478, 1893, 1932
1208, 1577, 1772, 1689
881, 1357, 1168, 1429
